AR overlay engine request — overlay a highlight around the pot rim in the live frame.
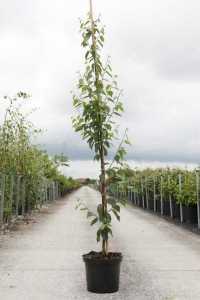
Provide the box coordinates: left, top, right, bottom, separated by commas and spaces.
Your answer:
83, 251, 123, 263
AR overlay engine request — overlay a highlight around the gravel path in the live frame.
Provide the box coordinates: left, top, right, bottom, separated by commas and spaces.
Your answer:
1, 186, 200, 299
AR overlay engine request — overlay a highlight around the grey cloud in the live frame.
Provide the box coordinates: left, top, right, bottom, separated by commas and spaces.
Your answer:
0, 0, 200, 171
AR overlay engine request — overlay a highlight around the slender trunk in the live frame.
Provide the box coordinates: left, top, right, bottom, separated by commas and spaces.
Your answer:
100, 145, 108, 255
89, 0, 108, 255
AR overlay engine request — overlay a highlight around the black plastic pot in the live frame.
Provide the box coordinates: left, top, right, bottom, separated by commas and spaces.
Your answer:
172, 200, 180, 219
139, 197, 143, 208
163, 200, 170, 216
131, 192, 135, 204
148, 198, 154, 210
143, 196, 147, 208
135, 196, 140, 206
182, 204, 198, 224
156, 199, 161, 213
83, 251, 122, 293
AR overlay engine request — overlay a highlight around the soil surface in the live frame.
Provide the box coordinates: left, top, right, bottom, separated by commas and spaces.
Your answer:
83, 251, 122, 261
1, 186, 200, 299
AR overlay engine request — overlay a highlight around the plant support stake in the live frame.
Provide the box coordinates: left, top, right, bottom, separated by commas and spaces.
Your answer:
153, 176, 156, 212
145, 177, 149, 209
0, 174, 5, 225
179, 174, 183, 223
141, 179, 145, 208
168, 175, 173, 218
160, 175, 163, 216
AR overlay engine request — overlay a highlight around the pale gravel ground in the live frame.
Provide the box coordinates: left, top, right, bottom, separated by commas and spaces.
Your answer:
1, 186, 200, 299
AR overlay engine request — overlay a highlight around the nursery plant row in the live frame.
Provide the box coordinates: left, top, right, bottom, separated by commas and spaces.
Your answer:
0, 172, 61, 226
0, 93, 80, 228
111, 168, 200, 228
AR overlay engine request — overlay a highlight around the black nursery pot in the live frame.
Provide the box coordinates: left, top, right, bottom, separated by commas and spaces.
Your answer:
148, 198, 154, 210
139, 197, 143, 208
163, 200, 170, 216
172, 200, 180, 219
131, 192, 135, 204
183, 204, 198, 224
156, 199, 161, 213
83, 251, 122, 294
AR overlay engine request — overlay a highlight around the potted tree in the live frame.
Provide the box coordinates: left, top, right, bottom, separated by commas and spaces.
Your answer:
180, 172, 198, 225
72, 0, 130, 294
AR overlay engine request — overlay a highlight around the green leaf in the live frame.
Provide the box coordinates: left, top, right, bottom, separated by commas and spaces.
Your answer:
90, 217, 98, 226
112, 209, 120, 221
97, 228, 101, 242
106, 70, 112, 77
85, 50, 90, 60
114, 204, 120, 212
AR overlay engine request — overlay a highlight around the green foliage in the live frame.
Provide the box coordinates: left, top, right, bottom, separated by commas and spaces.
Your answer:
76, 193, 125, 242
111, 167, 199, 206
0, 93, 74, 219
60, 176, 81, 193
72, 13, 130, 253
72, 15, 128, 164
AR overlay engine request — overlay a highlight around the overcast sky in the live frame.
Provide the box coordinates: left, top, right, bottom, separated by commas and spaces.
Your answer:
1, 0, 200, 177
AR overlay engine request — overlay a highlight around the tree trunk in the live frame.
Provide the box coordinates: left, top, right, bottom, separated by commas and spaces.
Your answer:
89, 0, 108, 255
100, 146, 108, 255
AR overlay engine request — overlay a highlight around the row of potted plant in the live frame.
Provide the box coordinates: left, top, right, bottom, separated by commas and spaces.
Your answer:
112, 167, 200, 226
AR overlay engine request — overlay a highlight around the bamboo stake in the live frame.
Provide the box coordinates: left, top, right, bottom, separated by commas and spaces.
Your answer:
89, 0, 95, 46
9, 175, 14, 217
168, 175, 173, 218
0, 174, 5, 225
153, 176, 156, 212
133, 181, 136, 204
141, 179, 145, 208
89, 0, 108, 255
16, 176, 21, 217
179, 174, 183, 223
145, 177, 149, 209
160, 175, 163, 215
